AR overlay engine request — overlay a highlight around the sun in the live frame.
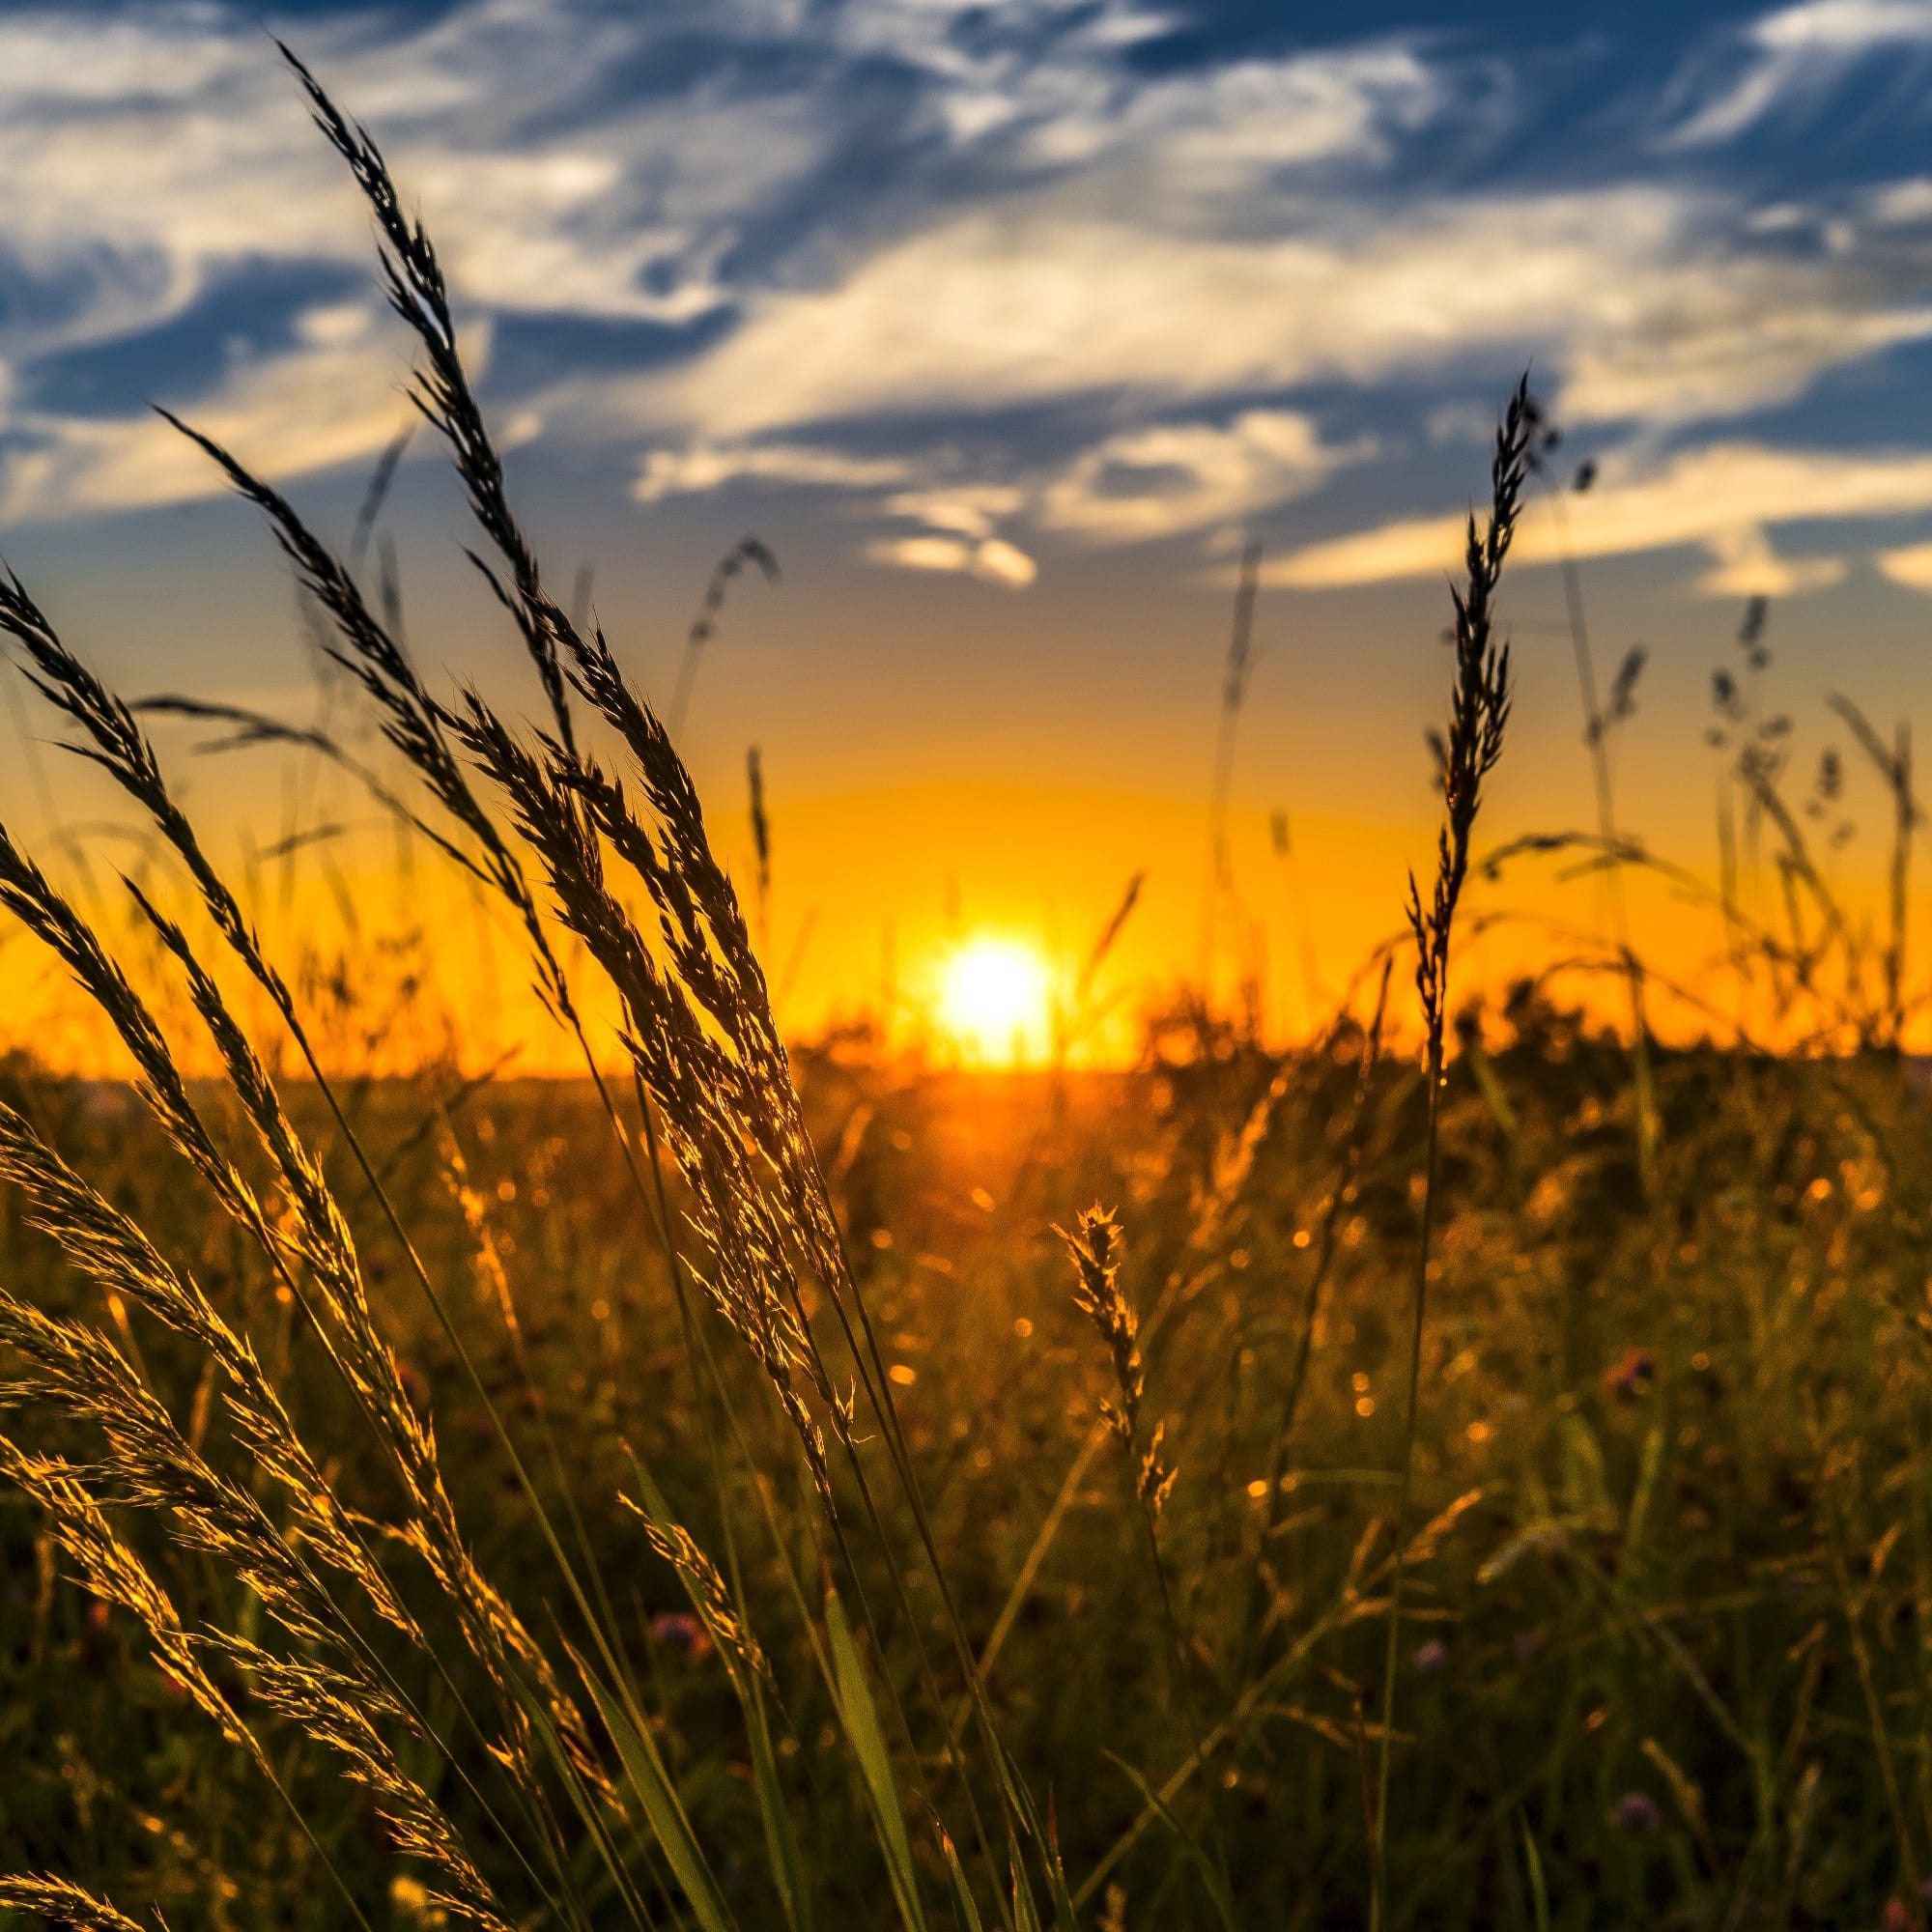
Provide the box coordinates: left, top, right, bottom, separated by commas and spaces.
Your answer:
936, 937, 1053, 1065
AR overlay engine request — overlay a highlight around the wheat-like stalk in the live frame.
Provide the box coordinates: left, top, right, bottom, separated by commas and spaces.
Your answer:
145, 412, 577, 1030
621, 1498, 774, 1690
0, 1443, 257, 1761
1063, 1207, 1174, 1522
0, 566, 612, 1796
0, 1102, 418, 1633
1370, 378, 1529, 1932
0, 1874, 154, 1931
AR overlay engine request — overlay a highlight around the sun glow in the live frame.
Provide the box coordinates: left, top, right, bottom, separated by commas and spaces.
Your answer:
936, 937, 1053, 1065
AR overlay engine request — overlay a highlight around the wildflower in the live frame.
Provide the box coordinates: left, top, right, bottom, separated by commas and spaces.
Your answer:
650, 1611, 714, 1663
1612, 1792, 1662, 1834
1410, 1637, 1449, 1674
1603, 1348, 1656, 1402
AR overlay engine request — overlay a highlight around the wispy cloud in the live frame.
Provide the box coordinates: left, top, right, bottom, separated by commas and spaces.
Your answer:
0, 302, 422, 519
1268, 442, 1932, 594
865, 532, 1038, 587
1875, 536, 1932, 587
630, 411, 1362, 571
634, 442, 914, 503
656, 189, 1932, 440
4, 0, 1932, 600
1664, 1, 1932, 149
1037, 412, 1366, 542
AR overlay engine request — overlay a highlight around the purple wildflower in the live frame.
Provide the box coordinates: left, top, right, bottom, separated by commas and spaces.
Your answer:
1612, 1792, 1662, 1835
650, 1611, 712, 1662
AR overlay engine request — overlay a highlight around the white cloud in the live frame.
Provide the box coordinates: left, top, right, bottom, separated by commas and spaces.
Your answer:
817, 0, 1441, 187
4, 0, 1932, 562
657, 190, 1932, 440
1862, 177, 1932, 225
1760, 0, 1932, 45
0, 0, 822, 380
634, 441, 912, 502
1876, 538, 1932, 587
1038, 411, 1362, 542
1695, 526, 1847, 597
1666, 1, 1932, 148
1003, 45, 1446, 183
1268, 441, 1932, 594
0, 302, 422, 519
866, 532, 1037, 587
880, 486, 1028, 539
634, 412, 1358, 563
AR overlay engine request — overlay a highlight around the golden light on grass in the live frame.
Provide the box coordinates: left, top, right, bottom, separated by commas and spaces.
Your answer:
936, 935, 1052, 1065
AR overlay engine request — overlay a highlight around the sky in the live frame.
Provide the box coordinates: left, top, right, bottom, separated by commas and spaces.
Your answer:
5, 0, 1932, 1064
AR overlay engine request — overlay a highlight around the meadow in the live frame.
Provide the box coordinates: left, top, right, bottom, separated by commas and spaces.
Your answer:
5, 48, 1932, 1932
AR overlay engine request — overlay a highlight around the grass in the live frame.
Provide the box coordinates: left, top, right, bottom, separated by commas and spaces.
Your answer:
2, 44, 1932, 1932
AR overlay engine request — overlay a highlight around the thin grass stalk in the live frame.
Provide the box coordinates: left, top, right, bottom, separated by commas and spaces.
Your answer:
167, 425, 892, 1916
1828, 694, 1917, 1049
0, 1445, 384, 1931
1369, 379, 1528, 1932
0, 1877, 149, 1932
1243, 958, 1392, 1660
668, 536, 781, 740
278, 44, 578, 759
454, 565, 1022, 1904
0, 1130, 591, 1923
1547, 488, 1657, 1188
1060, 1207, 1229, 1902
144, 412, 762, 1819
1200, 541, 1261, 993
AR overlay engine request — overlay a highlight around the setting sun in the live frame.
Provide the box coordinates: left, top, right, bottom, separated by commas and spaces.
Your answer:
936, 937, 1053, 1065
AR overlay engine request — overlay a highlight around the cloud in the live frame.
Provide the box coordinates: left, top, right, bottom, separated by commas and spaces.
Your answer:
866, 533, 1038, 587
630, 437, 1042, 577
1876, 538, 1932, 588
1038, 411, 1363, 542
657, 190, 1932, 440
634, 441, 913, 502
820, 1, 1440, 183
1665, 1, 1932, 148
1268, 442, 1932, 594
0, 0, 825, 378
879, 486, 1028, 539
0, 302, 422, 519
634, 412, 1360, 569
6, 0, 1932, 566
1695, 526, 1847, 597
0, 0, 1434, 523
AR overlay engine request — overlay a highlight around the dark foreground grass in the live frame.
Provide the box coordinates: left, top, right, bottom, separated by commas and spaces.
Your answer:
4, 1024, 1932, 1930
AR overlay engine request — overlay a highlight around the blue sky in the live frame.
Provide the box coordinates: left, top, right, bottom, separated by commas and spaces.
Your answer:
6, 0, 1932, 1040
7, 0, 1932, 596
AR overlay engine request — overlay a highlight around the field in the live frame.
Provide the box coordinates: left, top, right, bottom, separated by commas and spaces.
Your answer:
6, 47, 1932, 1932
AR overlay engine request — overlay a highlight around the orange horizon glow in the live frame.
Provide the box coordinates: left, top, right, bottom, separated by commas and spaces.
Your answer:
0, 806, 1918, 1084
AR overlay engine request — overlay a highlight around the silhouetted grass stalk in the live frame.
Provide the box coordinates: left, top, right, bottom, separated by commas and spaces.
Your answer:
1369, 379, 1528, 1932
